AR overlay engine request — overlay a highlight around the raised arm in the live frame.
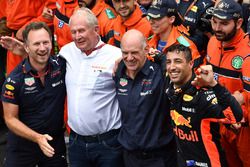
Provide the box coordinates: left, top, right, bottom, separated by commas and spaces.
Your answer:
0, 36, 27, 56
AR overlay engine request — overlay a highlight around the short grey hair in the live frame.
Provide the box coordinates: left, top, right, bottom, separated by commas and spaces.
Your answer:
69, 7, 98, 28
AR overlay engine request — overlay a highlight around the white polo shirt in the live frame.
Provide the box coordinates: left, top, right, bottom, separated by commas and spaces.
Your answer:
59, 40, 122, 135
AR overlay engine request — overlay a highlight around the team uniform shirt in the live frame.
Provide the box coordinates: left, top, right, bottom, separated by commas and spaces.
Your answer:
1, 55, 66, 141
167, 76, 243, 167
92, 0, 117, 43
114, 60, 173, 150
59, 40, 122, 135
108, 5, 153, 47
6, 0, 54, 75
54, 0, 78, 49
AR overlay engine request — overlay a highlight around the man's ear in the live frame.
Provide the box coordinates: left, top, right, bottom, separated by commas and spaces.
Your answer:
169, 15, 176, 24
144, 44, 150, 54
190, 60, 194, 69
94, 25, 100, 35
236, 18, 243, 30
23, 44, 29, 54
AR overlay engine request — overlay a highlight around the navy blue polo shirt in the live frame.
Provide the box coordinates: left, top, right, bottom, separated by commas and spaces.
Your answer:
114, 59, 174, 151
1, 56, 66, 136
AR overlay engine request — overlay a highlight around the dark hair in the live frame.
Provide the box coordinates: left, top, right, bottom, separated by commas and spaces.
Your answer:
166, 11, 182, 26
22, 22, 52, 43
167, 44, 192, 62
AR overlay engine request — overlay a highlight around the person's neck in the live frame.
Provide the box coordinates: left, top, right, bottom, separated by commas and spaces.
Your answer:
174, 73, 192, 89
159, 26, 172, 42
126, 70, 138, 80
33, 64, 47, 74
81, 38, 100, 54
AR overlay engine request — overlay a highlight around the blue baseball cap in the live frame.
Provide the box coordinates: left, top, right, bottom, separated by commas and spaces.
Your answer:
207, 0, 242, 20
147, 0, 177, 19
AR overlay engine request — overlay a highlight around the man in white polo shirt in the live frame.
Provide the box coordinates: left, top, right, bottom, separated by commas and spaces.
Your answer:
59, 7, 123, 167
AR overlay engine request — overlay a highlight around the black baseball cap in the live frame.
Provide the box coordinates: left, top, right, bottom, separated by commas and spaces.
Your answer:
147, 0, 177, 19
206, 0, 243, 20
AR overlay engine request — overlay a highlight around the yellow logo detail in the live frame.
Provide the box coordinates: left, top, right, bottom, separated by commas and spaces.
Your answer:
5, 84, 14, 90
183, 94, 193, 101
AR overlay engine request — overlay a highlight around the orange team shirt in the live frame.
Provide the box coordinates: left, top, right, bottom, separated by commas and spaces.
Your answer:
6, 0, 54, 75
92, 0, 117, 43
148, 26, 202, 68
53, 0, 78, 49
0, 0, 7, 18
207, 29, 250, 167
108, 4, 153, 47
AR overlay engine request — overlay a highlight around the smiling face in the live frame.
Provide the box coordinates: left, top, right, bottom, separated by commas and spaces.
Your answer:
148, 16, 173, 35
166, 51, 193, 88
24, 28, 52, 68
121, 30, 148, 78
69, 10, 99, 52
112, 0, 136, 19
211, 17, 242, 42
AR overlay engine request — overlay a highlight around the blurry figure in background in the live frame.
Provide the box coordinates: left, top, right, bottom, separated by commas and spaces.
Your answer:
177, 0, 215, 53
5, 0, 55, 75
137, 0, 153, 15
147, 0, 203, 69
109, 0, 153, 47
206, 0, 250, 166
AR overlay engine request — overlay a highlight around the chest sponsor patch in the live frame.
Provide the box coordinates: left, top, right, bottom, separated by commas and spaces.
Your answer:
58, 20, 64, 28
105, 8, 115, 19
52, 80, 63, 87
191, 6, 198, 12
119, 78, 128, 87
182, 107, 195, 113
6, 77, 16, 84
186, 160, 208, 167
24, 77, 35, 86
25, 86, 36, 91
243, 76, 250, 82
118, 88, 127, 92
5, 84, 15, 90
3, 90, 14, 99
231, 56, 243, 69
171, 110, 192, 128
51, 70, 61, 78
141, 79, 152, 85
140, 90, 152, 96
183, 94, 193, 101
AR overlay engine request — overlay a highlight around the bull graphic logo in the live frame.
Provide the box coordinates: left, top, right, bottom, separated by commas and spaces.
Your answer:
170, 110, 192, 128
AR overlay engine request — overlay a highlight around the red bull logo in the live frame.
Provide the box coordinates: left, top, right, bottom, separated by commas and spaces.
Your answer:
170, 110, 192, 128
173, 127, 199, 142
